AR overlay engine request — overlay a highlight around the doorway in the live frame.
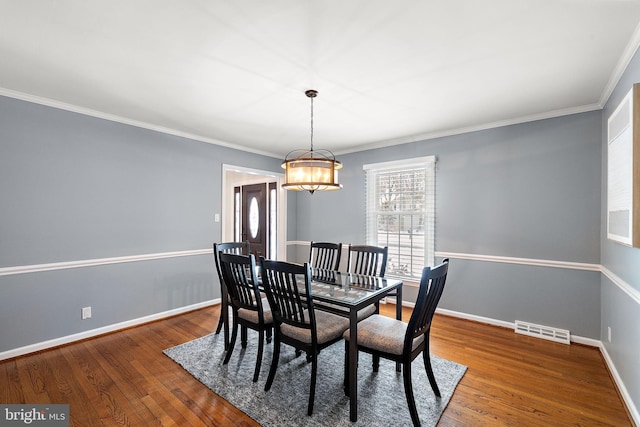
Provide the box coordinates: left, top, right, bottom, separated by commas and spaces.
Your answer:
239, 183, 267, 257
222, 165, 286, 260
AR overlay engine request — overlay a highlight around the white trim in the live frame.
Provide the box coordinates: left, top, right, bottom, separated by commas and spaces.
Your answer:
435, 251, 601, 271
599, 19, 640, 109
1, 88, 602, 162
363, 155, 435, 171
434, 307, 638, 420
0, 88, 281, 159
570, 335, 602, 348
4, 246, 629, 300
222, 163, 282, 179
600, 342, 640, 426
1, 276, 635, 422
436, 252, 640, 307
287, 240, 312, 246
435, 307, 601, 347
336, 104, 601, 156
0, 299, 218, 361
601, 266, 640, 306
287, 244, 638, 306
0, 249, 213, 277
222, 164, 287, 261
436, 307, 515, 329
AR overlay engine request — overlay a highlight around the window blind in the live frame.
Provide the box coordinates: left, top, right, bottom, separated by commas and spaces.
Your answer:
364, 156, 435, 279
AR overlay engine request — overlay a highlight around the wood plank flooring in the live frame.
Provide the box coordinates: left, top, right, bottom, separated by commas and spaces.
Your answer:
0, 304, 632, 426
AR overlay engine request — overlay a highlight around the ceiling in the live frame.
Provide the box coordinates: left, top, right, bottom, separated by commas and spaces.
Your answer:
2, 1, 640, 158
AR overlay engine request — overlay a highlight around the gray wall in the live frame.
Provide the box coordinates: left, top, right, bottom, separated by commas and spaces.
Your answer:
0, 96, 282, 352
293, 111, 603, 339
601, 45, 640, 418
1, 60, 637, 419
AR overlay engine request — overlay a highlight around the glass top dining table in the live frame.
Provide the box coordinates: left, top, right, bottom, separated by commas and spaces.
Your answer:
307, 269, 403, 422
308, 269, 401, 310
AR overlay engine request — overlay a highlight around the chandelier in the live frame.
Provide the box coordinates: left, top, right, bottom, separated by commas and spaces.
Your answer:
281, 90, 342, 194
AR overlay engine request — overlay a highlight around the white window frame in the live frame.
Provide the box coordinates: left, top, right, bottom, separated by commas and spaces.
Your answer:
363, 156, 436, 280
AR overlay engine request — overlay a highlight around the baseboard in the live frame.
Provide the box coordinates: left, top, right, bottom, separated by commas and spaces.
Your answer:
600, 343, 640, 426
0, 299, 220, 361
435, 307, 514, 329
433, 306, 636, 426
2, 298, 636, 426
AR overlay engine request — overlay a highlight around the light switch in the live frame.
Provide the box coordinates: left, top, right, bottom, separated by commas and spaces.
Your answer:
214, 213, 220, 223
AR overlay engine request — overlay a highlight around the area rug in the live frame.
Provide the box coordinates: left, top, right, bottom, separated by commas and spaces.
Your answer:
164, 331, 466, 426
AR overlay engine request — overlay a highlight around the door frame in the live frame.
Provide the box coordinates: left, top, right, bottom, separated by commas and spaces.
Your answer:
221, 164, 287, 260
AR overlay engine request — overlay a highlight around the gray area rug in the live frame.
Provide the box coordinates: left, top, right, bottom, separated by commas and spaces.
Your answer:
164, 331, 466, 426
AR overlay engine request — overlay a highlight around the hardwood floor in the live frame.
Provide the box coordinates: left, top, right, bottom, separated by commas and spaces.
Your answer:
0, 304, 632, 426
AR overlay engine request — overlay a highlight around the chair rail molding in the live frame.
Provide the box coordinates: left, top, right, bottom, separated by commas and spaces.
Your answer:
0, 248, 214, 277
434, 251, 601, 271
601, 265, 640, 305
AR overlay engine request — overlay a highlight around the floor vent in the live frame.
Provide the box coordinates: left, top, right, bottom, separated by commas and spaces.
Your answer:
514, 320, 570, 345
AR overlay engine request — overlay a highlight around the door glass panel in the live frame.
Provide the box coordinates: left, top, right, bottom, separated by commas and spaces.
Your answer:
234, 187, 240, 242
249, 196, 259, 238
269, 185, 276, 258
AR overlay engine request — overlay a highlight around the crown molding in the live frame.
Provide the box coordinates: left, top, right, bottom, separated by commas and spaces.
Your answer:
599, 19, 640, 108
335, 103, 602, 155
0, 88, 282, 159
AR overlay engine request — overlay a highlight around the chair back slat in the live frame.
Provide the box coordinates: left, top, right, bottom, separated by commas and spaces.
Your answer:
347, 245, 388, 277
214, 241, 250, 284
309, 241, 342, 271
219, 252, 263, 314
406, 259, 449, 349
260, 258, 315, 332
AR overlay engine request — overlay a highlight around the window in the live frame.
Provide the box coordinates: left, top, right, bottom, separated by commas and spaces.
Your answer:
364, 156, 435, 280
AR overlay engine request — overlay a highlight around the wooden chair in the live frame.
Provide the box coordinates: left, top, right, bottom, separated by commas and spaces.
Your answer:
346, 244, 389, 318
346, 244, 388, 277
213, 241, 250, 350
343, 258, 449, 427
259, 258, 350, 416
218, 252, 273, 382
309, 241, 342, 270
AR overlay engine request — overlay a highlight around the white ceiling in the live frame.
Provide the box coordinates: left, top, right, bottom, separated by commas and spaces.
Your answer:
2, 1, 640, 158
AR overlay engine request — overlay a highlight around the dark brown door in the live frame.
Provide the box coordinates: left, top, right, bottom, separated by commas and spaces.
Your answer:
241, 183, 267, 258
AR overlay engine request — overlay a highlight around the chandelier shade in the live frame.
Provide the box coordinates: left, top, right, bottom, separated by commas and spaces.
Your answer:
281, 90, 343, 194
281, 148, 342, 193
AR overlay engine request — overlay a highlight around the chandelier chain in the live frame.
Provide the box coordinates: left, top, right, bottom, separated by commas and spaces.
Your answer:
281, 88, 341, 193
310, 95, 314, 152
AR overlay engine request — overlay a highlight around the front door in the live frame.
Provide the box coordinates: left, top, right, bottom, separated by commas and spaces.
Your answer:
241, 183, 267, 258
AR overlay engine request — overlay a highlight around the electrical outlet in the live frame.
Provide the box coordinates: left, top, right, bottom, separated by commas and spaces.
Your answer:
82, 306, 92, 320
608, 326, 612, 343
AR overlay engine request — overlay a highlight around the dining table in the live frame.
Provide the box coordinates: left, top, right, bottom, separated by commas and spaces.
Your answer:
307, 268, 403, 422
225, 264, 404, 421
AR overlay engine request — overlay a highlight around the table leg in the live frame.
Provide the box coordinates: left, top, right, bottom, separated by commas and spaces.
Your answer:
349, 309, 358, 422
395, 284, 403, 372
395, 283, 403, 320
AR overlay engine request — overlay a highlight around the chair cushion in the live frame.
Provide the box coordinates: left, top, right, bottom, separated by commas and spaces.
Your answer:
281, 310, 349, 345
343, 315, 424, 355
238, 298, 273, 325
